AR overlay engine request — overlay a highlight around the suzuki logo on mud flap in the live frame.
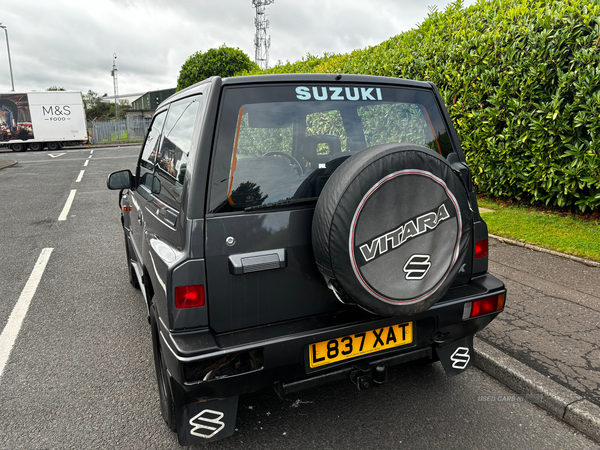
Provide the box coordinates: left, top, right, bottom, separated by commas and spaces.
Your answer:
450, 347, 471, 370
189, 409, 225, 438
403, 254, 431, 280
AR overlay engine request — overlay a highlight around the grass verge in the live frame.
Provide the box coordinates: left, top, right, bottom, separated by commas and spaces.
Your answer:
477, 197, 600, 263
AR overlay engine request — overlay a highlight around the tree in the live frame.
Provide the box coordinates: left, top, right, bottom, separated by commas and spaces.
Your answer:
82, 90, 104, 111
46, 86, 66, 91
83, 90, 130, 121
177, 44, 258, 91
83, 90, 110, 120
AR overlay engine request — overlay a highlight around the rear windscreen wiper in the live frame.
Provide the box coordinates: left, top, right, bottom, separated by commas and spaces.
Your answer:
244, 197, 317, 211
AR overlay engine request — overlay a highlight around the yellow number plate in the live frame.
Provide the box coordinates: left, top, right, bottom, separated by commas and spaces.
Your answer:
309, 322, 413, 369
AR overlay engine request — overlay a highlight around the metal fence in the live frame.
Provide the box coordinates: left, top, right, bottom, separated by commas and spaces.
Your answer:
87, 117, 149, 144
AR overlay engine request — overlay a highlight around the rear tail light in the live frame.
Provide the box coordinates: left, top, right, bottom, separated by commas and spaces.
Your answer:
175, 285, 205, 309
475, 239, 489, 259
463, 293, 505, 319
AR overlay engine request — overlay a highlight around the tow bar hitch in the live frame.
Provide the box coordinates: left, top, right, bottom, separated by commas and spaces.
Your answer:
350, 363, 387, 390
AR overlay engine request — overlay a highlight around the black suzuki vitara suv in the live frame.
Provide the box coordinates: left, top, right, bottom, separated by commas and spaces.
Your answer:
107, 74, 506, 445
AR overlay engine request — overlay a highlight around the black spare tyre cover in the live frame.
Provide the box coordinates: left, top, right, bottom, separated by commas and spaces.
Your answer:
312, 143, 472, 316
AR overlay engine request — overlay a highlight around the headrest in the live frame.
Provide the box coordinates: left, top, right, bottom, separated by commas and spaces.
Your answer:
302, 135, 342, 164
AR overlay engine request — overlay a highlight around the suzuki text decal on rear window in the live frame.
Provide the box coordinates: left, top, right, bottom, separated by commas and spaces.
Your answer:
296, 86, 383, 101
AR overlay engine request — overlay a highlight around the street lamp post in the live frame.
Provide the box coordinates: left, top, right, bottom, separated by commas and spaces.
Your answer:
0, 24, 14, 91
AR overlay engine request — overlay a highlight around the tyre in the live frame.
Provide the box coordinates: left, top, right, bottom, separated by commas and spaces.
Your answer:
47, 142, 59, 150
29, 142, 43, 151
11, 143, 25, 152
312, 143, 472, 317
151, 308, 177, 432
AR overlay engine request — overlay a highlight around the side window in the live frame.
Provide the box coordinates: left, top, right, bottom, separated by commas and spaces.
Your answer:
137, 111, 167, 201
154, 96, 202, 206
140, 110, 167, 170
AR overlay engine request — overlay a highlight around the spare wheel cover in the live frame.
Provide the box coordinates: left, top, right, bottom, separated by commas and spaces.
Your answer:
312, 143, 472, 316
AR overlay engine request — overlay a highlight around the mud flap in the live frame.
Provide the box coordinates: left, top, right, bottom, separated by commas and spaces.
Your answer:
176, 396, 239, 446
435, 335, 474, 377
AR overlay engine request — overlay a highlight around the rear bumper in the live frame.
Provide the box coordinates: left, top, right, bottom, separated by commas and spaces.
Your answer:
160, 273, 505, 402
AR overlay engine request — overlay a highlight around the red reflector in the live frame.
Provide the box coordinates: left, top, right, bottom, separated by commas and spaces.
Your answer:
470, 294, 505, 318
175, 285, 205, 309
475, 239, 488, 258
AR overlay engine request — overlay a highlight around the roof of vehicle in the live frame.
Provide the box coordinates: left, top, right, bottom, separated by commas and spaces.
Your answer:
163, 73, 434, 107
221, 73, 431, 88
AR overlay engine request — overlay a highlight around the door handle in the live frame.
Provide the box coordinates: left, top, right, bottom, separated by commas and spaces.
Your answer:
154, 204, 178, 227
228, 249, 287, 275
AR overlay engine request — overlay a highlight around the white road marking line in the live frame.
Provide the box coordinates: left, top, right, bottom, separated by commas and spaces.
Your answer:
58, 189, 77, 221
76, 170, 85, 183
48, 153, 66, 158
0, 248, 54, 380
18, 155, 136, 164
90, 149, 94, 155
83, 160, 89, 167
88, 154, 92, 159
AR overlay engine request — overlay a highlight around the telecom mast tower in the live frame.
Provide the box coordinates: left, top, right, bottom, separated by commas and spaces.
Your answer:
252, 0, 274, 70
111, 53, 119, 121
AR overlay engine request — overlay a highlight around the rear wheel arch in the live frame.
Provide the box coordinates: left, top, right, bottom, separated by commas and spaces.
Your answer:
150, 304, 177, 431
142, 265, 155, 322
124, 232, 155, 318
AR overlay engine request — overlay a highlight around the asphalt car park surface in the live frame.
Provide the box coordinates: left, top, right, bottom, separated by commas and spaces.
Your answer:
0, 146, 598, 449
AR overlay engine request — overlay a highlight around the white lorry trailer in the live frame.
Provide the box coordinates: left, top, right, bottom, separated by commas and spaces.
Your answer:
0, 91, 88, 151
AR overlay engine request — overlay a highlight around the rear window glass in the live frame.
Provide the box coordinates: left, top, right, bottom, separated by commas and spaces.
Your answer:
359, 104, 433, 148
209, 84, 453, 213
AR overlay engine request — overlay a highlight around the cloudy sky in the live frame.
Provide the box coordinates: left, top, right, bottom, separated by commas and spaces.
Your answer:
0, 0, 476, 98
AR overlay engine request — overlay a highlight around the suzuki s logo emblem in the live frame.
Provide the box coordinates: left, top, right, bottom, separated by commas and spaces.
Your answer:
189, 409, 225, 438
403, 254, 431, 280
450, 347, 471, 370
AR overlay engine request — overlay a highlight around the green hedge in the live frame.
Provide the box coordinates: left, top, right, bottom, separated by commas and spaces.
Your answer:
245, 0, 600, 212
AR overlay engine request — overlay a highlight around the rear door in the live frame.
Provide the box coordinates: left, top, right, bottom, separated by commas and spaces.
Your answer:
204, 83, 460, 333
